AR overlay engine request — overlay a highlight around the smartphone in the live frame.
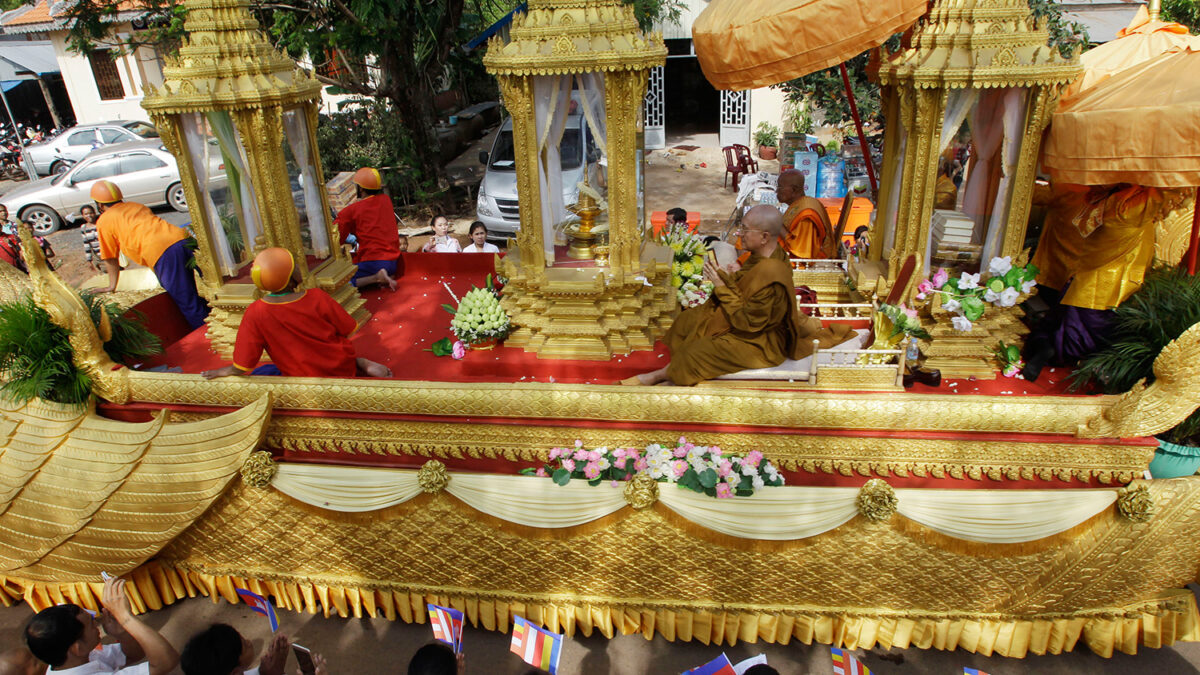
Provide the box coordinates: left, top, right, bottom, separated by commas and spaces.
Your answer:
292, 644, 317, 675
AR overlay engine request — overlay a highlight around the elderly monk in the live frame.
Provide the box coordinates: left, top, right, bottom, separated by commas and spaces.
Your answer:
627, 205, 854, 386
777, 169, 837, 259
1023, 183, 1187, 379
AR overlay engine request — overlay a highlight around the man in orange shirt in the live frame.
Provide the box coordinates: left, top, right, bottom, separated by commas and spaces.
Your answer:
336, 167, 400, 291
202, 248, 391, 380
92, 180, 209, 329
777, 169, 837, 259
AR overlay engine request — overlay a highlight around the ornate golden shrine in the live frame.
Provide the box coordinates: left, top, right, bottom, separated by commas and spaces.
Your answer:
868, 0, 1082, 377
482, 0, 675, 360
141, 0, 365, 357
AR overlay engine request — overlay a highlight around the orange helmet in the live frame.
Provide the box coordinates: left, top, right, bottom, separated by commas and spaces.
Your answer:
250, 247, 295, 293
352, 167, 382, 191
90, 180, 123, 204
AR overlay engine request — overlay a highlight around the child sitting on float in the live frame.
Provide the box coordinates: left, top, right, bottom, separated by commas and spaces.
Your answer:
462, 221, 500, 253
421, 215, 462, 252
202, 247, 392, 380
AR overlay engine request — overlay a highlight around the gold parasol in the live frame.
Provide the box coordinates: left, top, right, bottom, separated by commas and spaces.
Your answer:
1066, 6, 1200, 95
691, 0, 927, 90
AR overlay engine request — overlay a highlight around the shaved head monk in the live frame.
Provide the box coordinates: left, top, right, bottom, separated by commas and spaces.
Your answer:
777, 169, 837, 259
626, 205, 853, 386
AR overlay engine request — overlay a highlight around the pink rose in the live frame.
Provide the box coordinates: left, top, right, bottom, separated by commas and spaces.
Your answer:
613, 448, 626, 458
614, 457, 628, 469
574, 450, 589, 461
709, 446, 722, 457
561, 459, 576, 472
671, 460, 688, 478
745, 450, 763, 468
931, 267, 949, 288
451, 341, 466, 360
673, 447, 689, 458
634, 457, 648, 471
587, 450, 601, 462
717, 459, 733, 478
916, 280, 933, 301
716, 483, 733, 498
535, 467, 548, 477
584, 462, 601, 479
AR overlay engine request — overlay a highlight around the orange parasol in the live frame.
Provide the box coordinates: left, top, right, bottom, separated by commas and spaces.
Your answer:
1044, 50, 1200, 272
1067, 6, 1200, 95
691, 0, 927, 91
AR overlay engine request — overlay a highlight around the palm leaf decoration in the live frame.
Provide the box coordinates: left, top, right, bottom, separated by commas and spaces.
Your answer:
1070, 265, 1200, 445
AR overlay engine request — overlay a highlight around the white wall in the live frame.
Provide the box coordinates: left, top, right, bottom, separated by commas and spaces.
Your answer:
749, 86, 785, 149
49, 27, 152, 124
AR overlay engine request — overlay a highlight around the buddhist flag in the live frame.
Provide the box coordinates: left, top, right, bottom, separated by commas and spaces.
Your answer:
831, 648, 870, 675
235, 588, 278, 632
685, 653, 737, 675
427, 603, 464, 653
510, 615, 563, 674
963, 669, 991, 675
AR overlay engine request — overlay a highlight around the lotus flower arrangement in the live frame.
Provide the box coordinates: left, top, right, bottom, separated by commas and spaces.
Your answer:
916, 257, 1039, 332
442, 274, 511, 346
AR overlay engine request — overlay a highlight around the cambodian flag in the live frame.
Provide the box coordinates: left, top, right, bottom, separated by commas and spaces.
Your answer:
510, 616, 563, 674
684, 653, 737, 675
963, 669, 991, 675
235, 588, 278, 632
427, 603, 464, 653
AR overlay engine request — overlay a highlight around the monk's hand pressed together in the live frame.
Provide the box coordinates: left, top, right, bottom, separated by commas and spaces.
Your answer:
702, 258, 725, 287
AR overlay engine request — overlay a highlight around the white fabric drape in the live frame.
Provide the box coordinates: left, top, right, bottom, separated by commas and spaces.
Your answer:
446, 472, 625, 528
658, 485, 860, 540
534, 75, 572, 261
282, 109, 331, 258
575, 73, 608, 198
980, 88, 1027, 262
270, 464, 1122, 544
895, 488, 1116, 543
205, 111, 262, 259
273, 463, 422, 512
181, 113, 236, 276
881, 124, 907, 255
961, 89, 1007, 236
940, 89, 979, 154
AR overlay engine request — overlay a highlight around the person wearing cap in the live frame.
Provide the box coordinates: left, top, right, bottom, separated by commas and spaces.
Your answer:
201, 247, 392, 380
91, 180, 209, 329
335, 167, 400, 291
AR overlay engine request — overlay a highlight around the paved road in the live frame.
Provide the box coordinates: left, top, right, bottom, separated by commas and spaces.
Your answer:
3, 588, 1200, 674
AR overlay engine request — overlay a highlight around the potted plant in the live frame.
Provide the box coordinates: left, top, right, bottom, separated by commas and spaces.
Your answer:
754, 122, 780, 160
1071, 265, 1200, 477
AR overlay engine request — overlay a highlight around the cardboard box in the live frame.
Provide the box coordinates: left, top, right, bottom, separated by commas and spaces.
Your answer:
326, 171, 357, 212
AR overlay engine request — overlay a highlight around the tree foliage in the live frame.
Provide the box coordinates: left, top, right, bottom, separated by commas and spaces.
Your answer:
1162, 0, 1200, 32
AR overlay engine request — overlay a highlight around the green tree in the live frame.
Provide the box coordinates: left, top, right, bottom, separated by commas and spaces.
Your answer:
1162, 0, 1200, 32
59, 0, 681, 198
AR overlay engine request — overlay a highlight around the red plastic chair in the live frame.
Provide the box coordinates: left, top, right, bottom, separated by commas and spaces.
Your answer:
733, 144, 759, 174
722, 146, 745, 190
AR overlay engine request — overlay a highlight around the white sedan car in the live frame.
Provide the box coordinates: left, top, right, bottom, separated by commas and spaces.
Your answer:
25, 120, 160, 176
1, 140, 224, 235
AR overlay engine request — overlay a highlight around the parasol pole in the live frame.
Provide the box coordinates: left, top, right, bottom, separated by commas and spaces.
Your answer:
1187, 185, 1200, 275
840, 63, 878, 195
1148, 0, 1161, 22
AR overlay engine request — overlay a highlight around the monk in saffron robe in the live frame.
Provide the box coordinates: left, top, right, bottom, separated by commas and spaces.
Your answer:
1023, 183, 1187, 379
627, 205, 854, 386
934, 159, 958, 211
777, 169, 837, 259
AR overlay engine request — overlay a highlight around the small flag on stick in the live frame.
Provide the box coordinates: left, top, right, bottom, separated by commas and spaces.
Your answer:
831, 648, 870, 675
964, 669, 992, 675
684, 653, 737, 675
235, 588, 278, 632
427, 603, 464, 653
510, 616, 563, 674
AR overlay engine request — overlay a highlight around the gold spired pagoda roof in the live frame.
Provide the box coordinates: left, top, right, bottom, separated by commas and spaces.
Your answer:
877, 0, 1081, 88
142, 0, 321, 114
483, 0, 666, 75
0, 395, 271, 581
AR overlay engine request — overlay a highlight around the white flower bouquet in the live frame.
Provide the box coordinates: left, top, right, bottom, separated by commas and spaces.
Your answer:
658, 225, 714, 309
915, 256, 1039, 332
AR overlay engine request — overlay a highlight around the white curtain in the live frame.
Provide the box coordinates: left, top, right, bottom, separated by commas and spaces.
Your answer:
940, 89, 978, 155
274, 463, 422, 512
534, 75, 573, 262
282, 110, 331, 258
658, 486, 859, 540
269, 464, 1123, 545
181, 113, 236, 276
961, 88, 1027, 253
881, 123, 907, 255
894, 488, 1116, 544
446, 472, 625, 528
980, 88, 1027, 262
206, 111, 263, 260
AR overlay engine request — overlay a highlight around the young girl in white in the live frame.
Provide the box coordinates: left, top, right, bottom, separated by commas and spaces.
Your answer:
421, 215, 462, 252
462, 221, 500, 253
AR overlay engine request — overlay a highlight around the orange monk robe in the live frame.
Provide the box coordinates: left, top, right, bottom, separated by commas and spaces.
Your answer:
934, 174, 958, 211
664, 253, 854, 385
781, 197, 838, 259
1032, 184, 1187, 310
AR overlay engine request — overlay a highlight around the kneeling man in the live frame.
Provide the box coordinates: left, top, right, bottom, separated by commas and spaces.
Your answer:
630, 205, 853, 386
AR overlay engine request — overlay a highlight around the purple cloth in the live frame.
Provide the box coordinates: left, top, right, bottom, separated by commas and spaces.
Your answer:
1053, 305, 1114, 364
352, 258, 397, 282
153, 239, 209, 330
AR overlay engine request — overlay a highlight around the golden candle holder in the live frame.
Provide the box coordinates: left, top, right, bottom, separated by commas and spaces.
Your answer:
567, 191, 602, 260
593, 232, 610, 266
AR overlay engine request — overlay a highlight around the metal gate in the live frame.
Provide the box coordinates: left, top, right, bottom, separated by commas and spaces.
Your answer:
719, 89, 750, 148
643, 66, 665, 150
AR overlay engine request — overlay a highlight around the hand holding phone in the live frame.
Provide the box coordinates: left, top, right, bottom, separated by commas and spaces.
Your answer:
292, 644, 317, 675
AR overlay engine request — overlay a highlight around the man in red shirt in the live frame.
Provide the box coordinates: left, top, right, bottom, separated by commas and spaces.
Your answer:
336, 167, 400, 291
201, 248, 392, 379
